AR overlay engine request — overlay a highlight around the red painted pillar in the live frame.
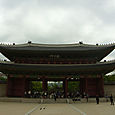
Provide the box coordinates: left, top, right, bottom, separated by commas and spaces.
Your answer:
96, 78, 99, 95
63, 78, 68, 98
42, 78, 47, 92
21, 77, 26, 97
99, 76, 104, 97
85, 78, 88, 94
7, 75, 27, 97
7, 75, 13, 97
80, 77, 84, 95
25, 78, 29, 92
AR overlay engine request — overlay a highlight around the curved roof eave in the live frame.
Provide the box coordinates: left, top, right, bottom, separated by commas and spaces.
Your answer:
0, 60, 115, 76
0, 42, 114, 62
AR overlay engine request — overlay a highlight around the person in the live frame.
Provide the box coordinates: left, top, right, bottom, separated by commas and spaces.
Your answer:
28, 90, 31, 98
86, 93, 89, 102
96, 95, 99, 104
82, 92, 86, 98
110, 94, 114, 105
54, 93, 57, 101
44, 92, 47, 98
24, 91, 27, 98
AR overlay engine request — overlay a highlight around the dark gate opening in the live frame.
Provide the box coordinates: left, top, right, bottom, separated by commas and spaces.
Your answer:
68, 81, 80, 98
27, 81, 42, 98
48, 81, 64, 98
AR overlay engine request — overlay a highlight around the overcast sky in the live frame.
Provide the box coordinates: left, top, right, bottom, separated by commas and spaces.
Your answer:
0, 0, 115, 60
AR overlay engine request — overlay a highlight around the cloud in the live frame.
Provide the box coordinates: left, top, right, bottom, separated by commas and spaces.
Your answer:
0, 0, 115, 60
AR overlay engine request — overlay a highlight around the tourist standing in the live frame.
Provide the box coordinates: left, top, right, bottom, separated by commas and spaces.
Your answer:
54, 93, 57, 101
28, 90, 31, 98
110, 94, 114, 105
86, 93, 89, 102
96, 95, 99, 104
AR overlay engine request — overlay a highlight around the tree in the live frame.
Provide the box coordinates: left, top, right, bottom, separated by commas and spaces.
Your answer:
104, 74, 115, 82
68, 81, 80, 92
31, 81, 42, 92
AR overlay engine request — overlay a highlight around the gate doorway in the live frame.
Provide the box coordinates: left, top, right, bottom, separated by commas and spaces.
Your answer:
29, 81, 42, 98
48, 81, 64, 98
68, 81, 80, 98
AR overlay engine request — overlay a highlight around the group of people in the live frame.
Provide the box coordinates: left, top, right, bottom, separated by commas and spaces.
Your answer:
96, 94, 114, 105
24, 90, 66, 99
24, 90, 114, 105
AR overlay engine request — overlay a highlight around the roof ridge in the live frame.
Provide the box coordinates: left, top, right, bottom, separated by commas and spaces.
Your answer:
99, 42, 115, 45
0, 42, 115, 48
98, 59, 115, 64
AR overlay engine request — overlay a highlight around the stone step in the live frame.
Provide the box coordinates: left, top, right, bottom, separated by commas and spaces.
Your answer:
42, 99, 67, 104
22, 98, 41, 103
0, 97, 110, 103
68, 98, 109, 104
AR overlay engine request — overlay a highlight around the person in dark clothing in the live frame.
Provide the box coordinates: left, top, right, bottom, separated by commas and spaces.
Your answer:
96, 95, 99, 104
86, 93, 89, 102
110, 94, 114, 105
54, 93, 57, 101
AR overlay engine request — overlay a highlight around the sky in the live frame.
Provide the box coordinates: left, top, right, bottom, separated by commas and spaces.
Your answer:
0, 0, 115, 61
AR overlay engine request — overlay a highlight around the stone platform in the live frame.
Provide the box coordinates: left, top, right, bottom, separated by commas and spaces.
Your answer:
0, 97, 109, 103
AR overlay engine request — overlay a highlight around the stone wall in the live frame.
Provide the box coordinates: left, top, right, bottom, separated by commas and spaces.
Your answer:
0, 84, 7, 97
104, 84, 115, 96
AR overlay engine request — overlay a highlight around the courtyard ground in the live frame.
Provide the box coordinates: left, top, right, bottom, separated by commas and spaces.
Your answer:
0, 102, 115, 115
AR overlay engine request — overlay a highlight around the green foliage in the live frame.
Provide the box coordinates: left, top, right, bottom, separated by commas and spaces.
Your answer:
31, 81, 42, 92
0, 76, 7, 81
31, 81, 80, 93
68, 81, 80, 92
48, 82, 63, 92
104, 74, 115, 82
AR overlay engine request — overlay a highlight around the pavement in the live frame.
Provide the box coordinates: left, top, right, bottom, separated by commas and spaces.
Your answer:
0, 102, 115, 115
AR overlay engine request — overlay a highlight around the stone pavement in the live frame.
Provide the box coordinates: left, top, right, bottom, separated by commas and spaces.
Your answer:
0, 102, 114, 115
